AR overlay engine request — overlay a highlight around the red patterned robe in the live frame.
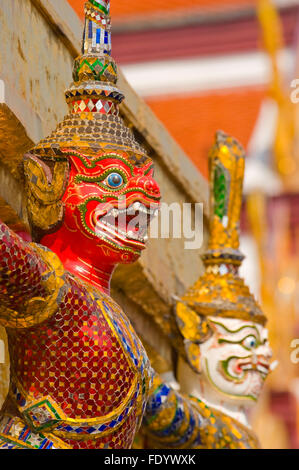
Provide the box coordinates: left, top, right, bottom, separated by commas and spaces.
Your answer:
0, 221, 152, 449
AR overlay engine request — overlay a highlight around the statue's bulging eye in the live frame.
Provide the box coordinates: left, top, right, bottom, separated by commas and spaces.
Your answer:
242, 335, 258, 350
106, 172, 124, 189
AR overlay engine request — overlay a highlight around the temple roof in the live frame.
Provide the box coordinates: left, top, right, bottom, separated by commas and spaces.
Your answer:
69, 0, 257, 21
147, 86, 265, 177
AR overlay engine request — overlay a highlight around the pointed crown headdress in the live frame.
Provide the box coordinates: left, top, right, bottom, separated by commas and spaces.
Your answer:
26, 0, 147, 162
175, 132, 267, 349
23, 0, 150, 236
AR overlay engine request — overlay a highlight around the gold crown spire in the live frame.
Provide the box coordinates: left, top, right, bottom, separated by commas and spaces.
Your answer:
204, 131, 245, 263
176, 131, 267, 332
28, 0, 147, 162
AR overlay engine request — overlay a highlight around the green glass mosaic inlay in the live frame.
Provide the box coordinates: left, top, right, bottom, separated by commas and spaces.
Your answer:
77, 59, 109, 80
213, 166, 227, 219
89, 0, 109, 15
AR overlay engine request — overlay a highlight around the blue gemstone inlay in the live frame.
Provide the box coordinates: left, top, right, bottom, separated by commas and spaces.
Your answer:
40, 438, 48, 449
74, 427, 84, 434
19, 427, 28, 440
87, 427, 96, 434
96, 28, 101, 44
88, 20, 93, 39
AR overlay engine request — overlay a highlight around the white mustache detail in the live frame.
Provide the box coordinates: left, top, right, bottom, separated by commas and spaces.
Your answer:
236, 360, 271, 377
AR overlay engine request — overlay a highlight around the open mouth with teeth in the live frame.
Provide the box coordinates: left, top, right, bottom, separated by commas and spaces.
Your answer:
237, 360, 270, 379
227, 357, 270, 380
221, 356, 270, 382
91, 201, 159, 252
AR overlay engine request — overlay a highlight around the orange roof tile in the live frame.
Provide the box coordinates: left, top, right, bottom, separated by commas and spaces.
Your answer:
146, 87, 266, 178
68, 0, 257, 21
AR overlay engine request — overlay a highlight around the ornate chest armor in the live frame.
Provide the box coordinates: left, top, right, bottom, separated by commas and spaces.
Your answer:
0, 231, 152, 449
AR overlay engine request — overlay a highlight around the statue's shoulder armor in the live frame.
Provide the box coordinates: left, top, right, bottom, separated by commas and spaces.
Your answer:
1, 243, 66, 329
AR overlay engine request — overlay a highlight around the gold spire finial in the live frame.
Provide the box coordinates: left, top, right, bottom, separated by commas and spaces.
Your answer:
27, 0, 147, 161
205, 130, 245, 263
175, 132, 267, 337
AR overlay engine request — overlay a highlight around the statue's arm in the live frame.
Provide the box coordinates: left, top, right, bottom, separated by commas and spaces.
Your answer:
142, 373, 204, 449
0, 220, 65, 327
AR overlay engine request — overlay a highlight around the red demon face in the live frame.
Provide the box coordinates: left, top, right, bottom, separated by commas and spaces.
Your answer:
60, 150, 161, 265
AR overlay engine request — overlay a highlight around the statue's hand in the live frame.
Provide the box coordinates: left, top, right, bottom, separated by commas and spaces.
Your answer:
142, 371, 202, 449
0, 220, 50, 324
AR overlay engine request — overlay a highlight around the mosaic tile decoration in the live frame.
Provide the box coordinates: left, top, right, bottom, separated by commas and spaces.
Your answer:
0, 0, 265, 452
28, 0, 146, 160
0, 223, 153, 448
